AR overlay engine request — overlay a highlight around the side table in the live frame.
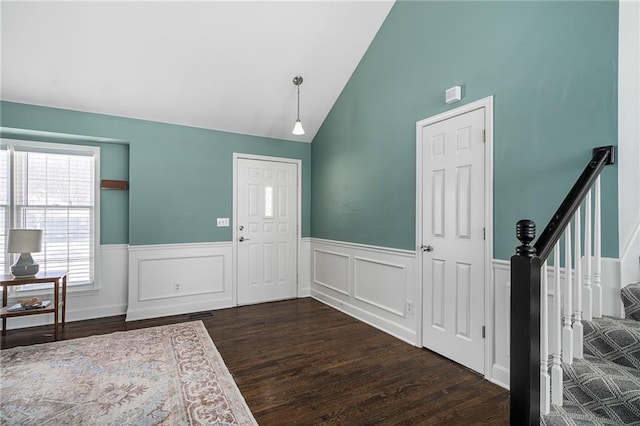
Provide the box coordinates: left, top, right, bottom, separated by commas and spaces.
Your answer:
1, 271, 68, 340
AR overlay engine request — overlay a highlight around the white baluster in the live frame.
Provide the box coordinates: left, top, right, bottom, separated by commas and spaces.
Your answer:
541, 261, 551, 414
563, 227, 574, 363
593, 176, 602, 318
583, 192, 593, 321
551, 245, 563, 406
573, 207, 584, 359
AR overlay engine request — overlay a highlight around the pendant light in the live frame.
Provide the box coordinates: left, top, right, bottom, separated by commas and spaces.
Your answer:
292, 75, 305, 135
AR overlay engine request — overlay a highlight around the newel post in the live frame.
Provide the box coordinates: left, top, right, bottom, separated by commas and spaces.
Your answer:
510, 219, 541, 425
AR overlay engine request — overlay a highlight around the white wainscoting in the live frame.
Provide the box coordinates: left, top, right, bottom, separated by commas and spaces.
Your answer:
4, 244, 129, 330
491, 256, 621, 390
491, 260, 512, 389
620, 220, 640, 317
299, 237, 311, 297
310, 238, 418, 345
126, 242, 233, 321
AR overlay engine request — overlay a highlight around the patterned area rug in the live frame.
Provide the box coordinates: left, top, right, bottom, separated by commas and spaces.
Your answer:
0, 321, 257, 425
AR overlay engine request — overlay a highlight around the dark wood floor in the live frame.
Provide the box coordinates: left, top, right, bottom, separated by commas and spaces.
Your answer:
1, 298, 509, 425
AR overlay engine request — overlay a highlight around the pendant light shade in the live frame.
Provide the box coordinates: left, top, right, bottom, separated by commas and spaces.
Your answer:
292, 75, 305, 135
292, 119, 305, 135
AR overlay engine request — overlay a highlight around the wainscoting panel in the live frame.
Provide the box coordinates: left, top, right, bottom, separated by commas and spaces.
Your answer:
138, 255, 226, 301
127, 242, 233, 321
354, 257, 406, 317
310, 238, 417, 344
313, 249, 350, 295
299, 238, 311, 297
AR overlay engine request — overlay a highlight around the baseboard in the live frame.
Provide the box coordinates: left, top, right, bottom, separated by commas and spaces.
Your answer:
491, 364, 510, 390
3, 303, 128, 330
311, 290, 417, 345
125, 299, 235, 322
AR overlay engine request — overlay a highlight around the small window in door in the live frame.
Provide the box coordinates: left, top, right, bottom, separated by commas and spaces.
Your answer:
264, 186, 274, 218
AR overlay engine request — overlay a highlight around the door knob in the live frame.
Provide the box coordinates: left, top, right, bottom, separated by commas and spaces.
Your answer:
239, 236, 251, 242
421, 244, 433, 252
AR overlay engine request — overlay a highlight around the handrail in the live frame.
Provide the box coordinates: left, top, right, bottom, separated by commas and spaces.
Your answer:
510, 144, 616, 425
534, 146, 616, 261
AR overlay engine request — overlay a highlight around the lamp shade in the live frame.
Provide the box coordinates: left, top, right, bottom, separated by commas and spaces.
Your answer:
292, 119, 305, 135
7, 229, 43, 253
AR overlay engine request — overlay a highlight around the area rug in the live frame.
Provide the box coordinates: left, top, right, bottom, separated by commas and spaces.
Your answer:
0, 321, 257, 425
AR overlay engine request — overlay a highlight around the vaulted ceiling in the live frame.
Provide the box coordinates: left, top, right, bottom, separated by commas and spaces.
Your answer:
1, 1, 394, 143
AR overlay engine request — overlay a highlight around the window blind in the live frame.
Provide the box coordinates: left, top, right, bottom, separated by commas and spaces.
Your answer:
1, 141, 98, 288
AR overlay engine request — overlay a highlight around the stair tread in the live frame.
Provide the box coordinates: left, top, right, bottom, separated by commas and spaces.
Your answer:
560, 355, 640, 424
622, 283, 640, 322
542, 399, 621, 425
584, 317, 640, 370
541, 284, 640, 424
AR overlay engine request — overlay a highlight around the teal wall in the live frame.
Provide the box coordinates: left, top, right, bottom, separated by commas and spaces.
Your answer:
311, 0, 619, 260
0, 101, 311, 245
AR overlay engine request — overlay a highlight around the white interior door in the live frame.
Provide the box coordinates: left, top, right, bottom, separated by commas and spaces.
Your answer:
236, 157, 298, 305
420, 107, 486, 374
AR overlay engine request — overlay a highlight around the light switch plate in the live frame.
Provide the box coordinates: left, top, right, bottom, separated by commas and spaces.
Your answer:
217, 218, 229, 227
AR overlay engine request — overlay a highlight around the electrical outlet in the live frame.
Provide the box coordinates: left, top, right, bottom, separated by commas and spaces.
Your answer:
406, 300, 414, 315
174, 283, 180, 292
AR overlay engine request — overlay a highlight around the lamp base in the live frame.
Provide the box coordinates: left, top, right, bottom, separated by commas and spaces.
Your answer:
11, 253, 39, 277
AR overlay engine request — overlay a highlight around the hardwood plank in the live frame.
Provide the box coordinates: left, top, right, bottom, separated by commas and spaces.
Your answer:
0, 298, 509, 424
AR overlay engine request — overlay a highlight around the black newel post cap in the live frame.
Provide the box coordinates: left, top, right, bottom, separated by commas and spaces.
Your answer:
515, 219, 537, 257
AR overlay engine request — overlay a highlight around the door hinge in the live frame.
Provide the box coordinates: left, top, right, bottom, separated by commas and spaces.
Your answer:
482, 325, 486, 339
482, 129, 486, 143
483, 227, 486, 240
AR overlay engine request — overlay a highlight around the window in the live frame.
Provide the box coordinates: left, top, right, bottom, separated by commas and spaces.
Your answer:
1, 140, 100, 289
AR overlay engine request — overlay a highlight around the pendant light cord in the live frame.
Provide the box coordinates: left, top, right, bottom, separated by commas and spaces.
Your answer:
297, 83, 301, 120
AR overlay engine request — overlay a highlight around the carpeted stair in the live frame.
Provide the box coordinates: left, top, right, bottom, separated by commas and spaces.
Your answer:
542, 283, 640, 425
583, 317, 640, 370
623, 283, 640, 322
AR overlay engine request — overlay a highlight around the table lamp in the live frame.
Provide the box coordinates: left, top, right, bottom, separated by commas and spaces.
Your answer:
7, 229, 43, 277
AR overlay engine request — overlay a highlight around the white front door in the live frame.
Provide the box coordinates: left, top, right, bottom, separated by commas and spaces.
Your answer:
420, 107, 486, 374
236, 157, 298, 305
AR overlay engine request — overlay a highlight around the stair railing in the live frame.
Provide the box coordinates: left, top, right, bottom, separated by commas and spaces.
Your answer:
510, 145, 616, 425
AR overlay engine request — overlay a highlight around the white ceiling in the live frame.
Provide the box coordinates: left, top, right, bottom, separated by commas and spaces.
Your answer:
0, 1, 394, 143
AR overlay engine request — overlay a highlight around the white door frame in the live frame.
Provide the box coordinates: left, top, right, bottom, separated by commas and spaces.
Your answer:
415, 96, 494, 378
232, 153, 302, 305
